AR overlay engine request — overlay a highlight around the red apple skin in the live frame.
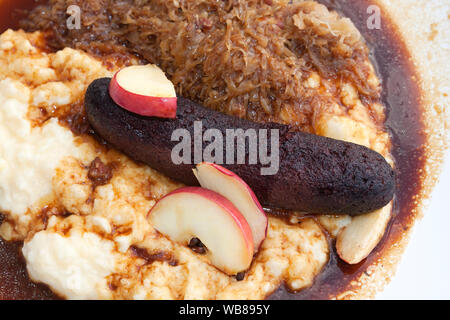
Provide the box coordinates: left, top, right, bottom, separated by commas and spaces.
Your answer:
149, 187, 254, 258
109, 72, 177, 118
208, 163, 265, 214
198, 162, 268, 249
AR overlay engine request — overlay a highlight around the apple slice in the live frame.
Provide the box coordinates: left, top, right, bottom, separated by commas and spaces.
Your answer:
193, 162, 268, 252
148, 187, 254, 275
336, 202, 392, 264
109, 64, 177, 118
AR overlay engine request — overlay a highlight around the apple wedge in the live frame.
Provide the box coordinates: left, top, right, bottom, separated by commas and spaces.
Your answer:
336, 202, 392, 264
193, 162, 268, 252
148, 187, 254, 275
109, 64, 177, 118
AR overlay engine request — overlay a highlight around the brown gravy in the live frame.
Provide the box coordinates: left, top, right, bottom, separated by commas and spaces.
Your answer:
0, 0, 47, 33
0, 0, 426, 300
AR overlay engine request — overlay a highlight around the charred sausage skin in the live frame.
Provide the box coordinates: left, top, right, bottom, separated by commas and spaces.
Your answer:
85, 78, 394, 216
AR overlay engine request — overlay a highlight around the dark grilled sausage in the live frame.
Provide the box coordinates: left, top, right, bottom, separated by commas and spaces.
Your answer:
85, 78, 395, 215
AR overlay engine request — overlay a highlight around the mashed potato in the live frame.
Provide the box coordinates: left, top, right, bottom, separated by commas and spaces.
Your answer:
0, 78, 80, 236
0, 30, 392, 299
22, 217, 122, 300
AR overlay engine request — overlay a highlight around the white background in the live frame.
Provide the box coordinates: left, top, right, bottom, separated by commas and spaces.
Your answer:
377, 147, 450, 300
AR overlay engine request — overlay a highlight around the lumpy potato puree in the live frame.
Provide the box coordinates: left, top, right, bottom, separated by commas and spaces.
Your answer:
0, 30, 392, 300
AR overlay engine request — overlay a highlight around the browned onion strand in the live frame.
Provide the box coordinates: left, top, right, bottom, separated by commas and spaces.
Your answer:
22, 0, 380, 132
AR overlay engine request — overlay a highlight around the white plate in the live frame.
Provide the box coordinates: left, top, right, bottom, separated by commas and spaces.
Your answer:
377, 146, 450, 299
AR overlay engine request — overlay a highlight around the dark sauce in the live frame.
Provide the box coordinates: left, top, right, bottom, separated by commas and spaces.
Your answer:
0, 0, 46, 32
0, 238, 59, 299
130, 246, 178, 267
0, 0, 426, 300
